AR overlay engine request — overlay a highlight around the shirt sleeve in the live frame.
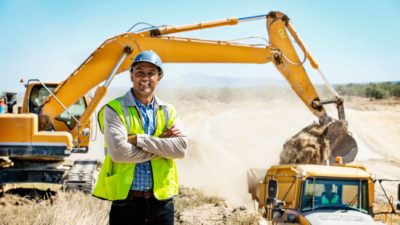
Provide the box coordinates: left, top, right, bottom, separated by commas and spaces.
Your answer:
136, 116, 189, 159
104, 106, 158, 163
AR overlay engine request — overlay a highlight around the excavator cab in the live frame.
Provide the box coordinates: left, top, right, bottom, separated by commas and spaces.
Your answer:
25, 83, 87, 129
21, 81, 91, 148
27, 84, 56, 113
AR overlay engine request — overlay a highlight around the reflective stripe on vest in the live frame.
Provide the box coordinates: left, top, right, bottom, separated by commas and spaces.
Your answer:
117, 97, 131, 134
93, 96, 178, 201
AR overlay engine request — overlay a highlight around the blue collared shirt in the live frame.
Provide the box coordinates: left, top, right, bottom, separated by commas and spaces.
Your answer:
130, 93, 155, 191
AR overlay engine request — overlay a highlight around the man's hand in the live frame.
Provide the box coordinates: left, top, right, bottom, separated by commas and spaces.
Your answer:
128, 125, 182, 146
161, 125, 182, 138
128, 135, 137, 145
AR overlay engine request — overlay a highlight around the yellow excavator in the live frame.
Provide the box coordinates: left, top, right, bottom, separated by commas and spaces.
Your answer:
0, 11, 357, 192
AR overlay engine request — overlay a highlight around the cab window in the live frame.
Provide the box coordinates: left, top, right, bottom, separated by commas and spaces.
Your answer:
29, 84, 86, 129
55, 97, 86, 129
301, 178, 368, 213
29, 85, 56, 113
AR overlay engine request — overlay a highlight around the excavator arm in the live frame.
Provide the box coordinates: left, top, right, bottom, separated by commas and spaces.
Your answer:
40, 11, 355, 162
42, 35, 274, 119
42, 12, 327, 126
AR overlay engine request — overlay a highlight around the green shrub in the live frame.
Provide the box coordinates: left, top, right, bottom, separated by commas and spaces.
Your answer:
335, 81, 399, 99
366, 86, 390, 99
391, 84, 400, 97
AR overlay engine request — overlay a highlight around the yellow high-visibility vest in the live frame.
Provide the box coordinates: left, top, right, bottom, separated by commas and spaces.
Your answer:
92, 96, 178, 201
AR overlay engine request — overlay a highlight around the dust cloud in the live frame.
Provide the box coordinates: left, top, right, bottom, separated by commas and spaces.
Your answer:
170, 88, 400, 206
170, 87, 319, 206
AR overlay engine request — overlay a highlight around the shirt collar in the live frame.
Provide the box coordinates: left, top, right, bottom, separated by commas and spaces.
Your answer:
123, 88, 166, 107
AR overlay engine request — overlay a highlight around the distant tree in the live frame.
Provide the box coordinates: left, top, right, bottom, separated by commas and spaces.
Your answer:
393, 85, 400, 97
366, 86, 390, 99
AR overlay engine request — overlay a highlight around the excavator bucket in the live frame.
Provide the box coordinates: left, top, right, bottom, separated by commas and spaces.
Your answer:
325, 121, 358, 163
280, 120, 358, 165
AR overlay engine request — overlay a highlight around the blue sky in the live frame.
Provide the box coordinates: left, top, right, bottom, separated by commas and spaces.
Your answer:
1, 0, 399, 93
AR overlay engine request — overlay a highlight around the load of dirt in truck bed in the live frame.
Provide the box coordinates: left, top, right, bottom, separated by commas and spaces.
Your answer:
280, 122, 330, 164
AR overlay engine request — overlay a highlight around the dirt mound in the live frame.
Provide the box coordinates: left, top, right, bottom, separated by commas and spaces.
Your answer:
176, 204, 258, 225
280, 122, 330, 164
175, 187, 260, 225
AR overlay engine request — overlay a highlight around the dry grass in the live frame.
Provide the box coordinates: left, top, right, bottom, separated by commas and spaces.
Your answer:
0, 187, 260, 225
45, 192, 109, 225
0, 180, 396, 225
0, 191, 110, 225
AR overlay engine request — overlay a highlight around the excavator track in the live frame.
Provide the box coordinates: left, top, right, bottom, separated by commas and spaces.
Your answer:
63, 160, 98, 194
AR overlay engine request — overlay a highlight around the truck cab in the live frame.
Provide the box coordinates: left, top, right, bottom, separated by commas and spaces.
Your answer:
256, 164, 383, 224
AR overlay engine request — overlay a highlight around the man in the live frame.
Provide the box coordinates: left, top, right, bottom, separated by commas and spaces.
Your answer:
321, 184, 339, 204
93, 50, 188, 225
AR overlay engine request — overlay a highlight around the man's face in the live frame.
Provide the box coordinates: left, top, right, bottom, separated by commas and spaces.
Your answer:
131, 62, 160, 99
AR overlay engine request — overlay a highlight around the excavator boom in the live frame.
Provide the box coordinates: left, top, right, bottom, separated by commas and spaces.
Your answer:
43, 12, 327, 123
41, 36, 273, 119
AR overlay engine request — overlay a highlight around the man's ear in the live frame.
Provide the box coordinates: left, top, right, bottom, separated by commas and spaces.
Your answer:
130, 72, 134, 82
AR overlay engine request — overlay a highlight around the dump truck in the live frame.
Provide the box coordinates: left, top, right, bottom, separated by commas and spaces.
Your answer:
1, 11, 357, 194
255, 160, 400, 224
